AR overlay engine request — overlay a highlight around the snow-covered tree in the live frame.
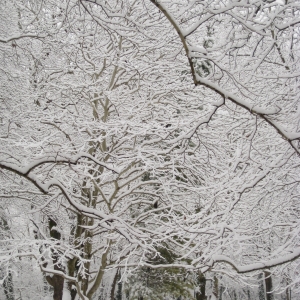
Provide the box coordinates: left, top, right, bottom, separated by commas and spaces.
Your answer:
0, 0, 299, 299
150, 0, 300, 270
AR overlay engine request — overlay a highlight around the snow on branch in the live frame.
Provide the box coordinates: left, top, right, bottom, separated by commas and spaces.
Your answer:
211, 248, 300, 273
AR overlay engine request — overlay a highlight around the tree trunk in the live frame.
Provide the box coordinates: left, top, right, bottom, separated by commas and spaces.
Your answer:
233, 290, 237, 300
285, 288, 290, 300
213, 276, 218, 299
195, 272, 206, 300
68, 213, 84, 300
247, 289, 251, 300
264, 270, 274, 300
70, 285, 77, 300
285, 278, 290, 300
258, 273, 265, 300
218, 285, 224, 300
116, 272, 122, 300
68, 275, 77, 300
86, 241, 111, 299
3, 270, 15, 300
45, 218, 65, 300
1, 218, 15, 300
110, 269, 119, 300
46, 272, 64, 300
116, 276, 123, 300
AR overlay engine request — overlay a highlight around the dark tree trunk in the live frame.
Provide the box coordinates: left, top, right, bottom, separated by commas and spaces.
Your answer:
67, 213, 84, 300
110, 269, 119, 300
285, 287, 290, 300
45, 218, 65, 300
247, 289, 251, 300
233, 290, 237, 300
218, 285, 224, 300
258, 273, 265, 300
264, 270, 274, 300
67, 271, 77, 300
70, 285, 77, 300
1, 218, 15, 300
195, 272, 206, 300
213, 276, 218, 299
116, 273, 122, 300
3, 270, 15, 300
46, 271, 64, 300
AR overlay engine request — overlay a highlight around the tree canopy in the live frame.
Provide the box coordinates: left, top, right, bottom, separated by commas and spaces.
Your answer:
0, 0, 299, 299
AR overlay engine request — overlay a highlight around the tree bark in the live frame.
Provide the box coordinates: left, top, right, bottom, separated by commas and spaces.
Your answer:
213, 276, 218, 299
45, 218, 64, 300
3, 270, 15, 300
116, 271, 122, 300
218, 285, 224, 300
86, 240, 111, 299
264, 270, 274, 300
195, 272, 206, 300
46, 271, 64, 300
1, 217, 15, 300
110, 269, 119, 300
258, 273, 265, 300
247, 289, 251, 300
233, 290, 237, 300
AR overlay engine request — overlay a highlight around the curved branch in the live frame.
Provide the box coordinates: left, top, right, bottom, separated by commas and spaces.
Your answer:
0, 151, 119, 175
149, 0, 198, 85
0, 163, 150, 246
149, 0, 300, 154
211, 248, 300, 273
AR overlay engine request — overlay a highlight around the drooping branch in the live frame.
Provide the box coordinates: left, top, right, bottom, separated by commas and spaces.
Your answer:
148, 0, 300, 154
0, 152, 120, 175
211, 248, 300, 274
